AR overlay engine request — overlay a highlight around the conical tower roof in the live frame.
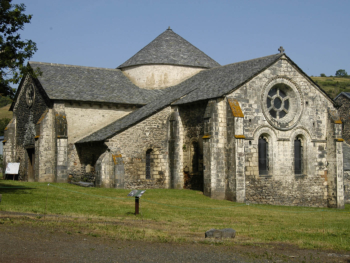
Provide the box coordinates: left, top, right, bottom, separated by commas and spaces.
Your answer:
118, 28, 220, 69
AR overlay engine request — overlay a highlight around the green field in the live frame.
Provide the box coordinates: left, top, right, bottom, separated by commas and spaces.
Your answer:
311, 77, 350, 99
0, 180, 349, 251
0, 105, 12, 119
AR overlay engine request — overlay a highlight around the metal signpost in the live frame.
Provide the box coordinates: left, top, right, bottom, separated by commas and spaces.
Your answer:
127, 190, 146, 215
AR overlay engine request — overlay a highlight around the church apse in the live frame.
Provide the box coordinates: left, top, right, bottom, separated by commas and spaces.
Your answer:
121, 65, 204, 90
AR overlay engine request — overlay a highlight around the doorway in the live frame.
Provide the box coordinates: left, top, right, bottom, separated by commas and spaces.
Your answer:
184, 140, 203, 191
27, 148, 35, 182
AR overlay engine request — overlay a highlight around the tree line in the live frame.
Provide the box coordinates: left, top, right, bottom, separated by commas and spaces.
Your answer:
320, 69, 348, 78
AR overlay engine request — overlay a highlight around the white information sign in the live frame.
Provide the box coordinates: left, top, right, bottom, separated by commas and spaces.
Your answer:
5, 163, 20, 175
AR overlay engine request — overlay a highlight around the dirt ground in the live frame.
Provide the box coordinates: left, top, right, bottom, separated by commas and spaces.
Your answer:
0, 212, 349, 263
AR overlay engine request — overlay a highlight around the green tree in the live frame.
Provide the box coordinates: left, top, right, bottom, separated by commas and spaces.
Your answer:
0, 0, 40, 98
320, 73, 326, 77
335, 69, 348, 77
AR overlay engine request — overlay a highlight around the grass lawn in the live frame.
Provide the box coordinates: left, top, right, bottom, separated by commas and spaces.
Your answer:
0, 180, 349, 251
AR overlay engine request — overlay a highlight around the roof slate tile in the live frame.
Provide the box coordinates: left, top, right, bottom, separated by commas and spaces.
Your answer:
29, 62, 164, 105
118, 28, 220, 69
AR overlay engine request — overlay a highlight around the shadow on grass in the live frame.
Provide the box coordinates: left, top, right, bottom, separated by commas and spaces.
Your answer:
0, 182, 36, 194
126, 212, 136, 216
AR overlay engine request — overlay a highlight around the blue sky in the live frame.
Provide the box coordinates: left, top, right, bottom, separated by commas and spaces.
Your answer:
12, 0, 350, 78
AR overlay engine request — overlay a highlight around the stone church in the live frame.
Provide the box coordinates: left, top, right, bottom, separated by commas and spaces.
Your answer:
3, 28, 345, 208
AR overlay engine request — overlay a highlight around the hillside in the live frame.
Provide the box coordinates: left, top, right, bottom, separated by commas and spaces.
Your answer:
0, 104, 12, 119
311, 77, 350, 99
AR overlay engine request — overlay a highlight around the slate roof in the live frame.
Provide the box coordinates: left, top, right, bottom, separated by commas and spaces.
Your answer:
335, 92, 350, 100
344, 142, 350, 171
28, 62, 164, 105
118, 28, 220, 69
78, 53, 283, 143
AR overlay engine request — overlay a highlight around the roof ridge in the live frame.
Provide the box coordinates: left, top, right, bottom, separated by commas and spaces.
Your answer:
220, 53, 283, 68
335, 91, 350, 100
117, 30, 167, 69
169, 29, 219, 66
29, 61, 120, 71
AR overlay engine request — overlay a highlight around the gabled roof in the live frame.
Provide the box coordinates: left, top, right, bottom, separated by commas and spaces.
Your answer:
78, 53, 283, 143
335, 92, 350, 100
27, 62, 164, 105
118, 28, 220, 69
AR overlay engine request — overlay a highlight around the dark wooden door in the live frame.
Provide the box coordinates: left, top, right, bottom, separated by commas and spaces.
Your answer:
27, 148, 35, 182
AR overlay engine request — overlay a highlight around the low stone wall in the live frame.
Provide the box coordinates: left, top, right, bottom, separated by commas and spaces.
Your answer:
246, 176, 327, 207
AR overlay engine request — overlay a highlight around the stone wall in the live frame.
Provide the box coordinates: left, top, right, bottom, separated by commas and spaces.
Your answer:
202, 98, 227, 199
104, 107, 172, 189
335, 94, 350, 144
3, 118, 16, 177
345, 171, 350, 204
36, 109, 55, 182
226, 57, 337, 207
168, 108, 184, 189
225, 100, 236, 201
122, 65, 204, 89
342, 142, 350, 204
65, 102, 134, 143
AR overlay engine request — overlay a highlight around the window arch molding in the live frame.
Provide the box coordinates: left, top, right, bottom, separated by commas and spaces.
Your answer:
290, 128, 311, 176
143, 145, 161, 180
253, 127, 276, 177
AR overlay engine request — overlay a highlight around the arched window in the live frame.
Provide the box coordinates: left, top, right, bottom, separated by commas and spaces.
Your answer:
258, 136, 269, 175
146, 149, 153, 179
294, 137, 303, 174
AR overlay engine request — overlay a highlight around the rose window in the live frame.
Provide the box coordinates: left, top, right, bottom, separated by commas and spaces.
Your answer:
266, 87, 290, 119
261, 78, 303, 130
26, 84, 35, 107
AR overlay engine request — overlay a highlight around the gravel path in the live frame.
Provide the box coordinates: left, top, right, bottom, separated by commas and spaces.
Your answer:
0, 225, 251, 263
1, 213, 350, 263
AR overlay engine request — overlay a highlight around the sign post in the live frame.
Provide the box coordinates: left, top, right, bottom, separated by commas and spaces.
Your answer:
127, 190, 146, 215
135, 196, 140, 215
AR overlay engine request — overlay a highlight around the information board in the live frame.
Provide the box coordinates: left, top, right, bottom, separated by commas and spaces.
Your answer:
5, 163, 20, 175
127, 190, 146, 198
